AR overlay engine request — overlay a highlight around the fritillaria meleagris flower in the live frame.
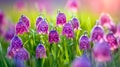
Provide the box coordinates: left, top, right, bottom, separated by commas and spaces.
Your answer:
109, 24, 117, 34
15, 20, 28, 34
91, 24, 104, 42
36, 44, 46, 59
93, 40, 111, 62
99, 13, 112, 26
37, 20, 48, 34
66, 0, 79, 13
106, 32, 118, 50
56, 11, 66, 26
72, 54, 91, 67
71, 17, 80, 30
7, 45, 18, 59
36, 16, 43, 27
10, 35, 23, 49
62, 22, 74, 39
49, 30, 59, 44
4, 25, 15, 41
20, 15, 30, 28
79, 33, 90, 50
14, 48, 29, 60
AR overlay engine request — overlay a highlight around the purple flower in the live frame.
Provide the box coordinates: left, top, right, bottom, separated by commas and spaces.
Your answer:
36, 16, 43, 27
93, 40, 111, 62
14, 48, 29, 60
62, 22, 74, 39
10, 35, 23, 49
106, 32, 118, 50
7, 45, 19, 59
79, 34, 90, 50
91, 25, 104, 42
71, 17, 80, 30
72, 54, 91, 67
36, 44, 46, 59
56, 12, 66, 26
37, 20, 48, 34
20, 15, 30, 28
15, 20, 28, 34
49, 30, 59, 44
4, 25, 15, 41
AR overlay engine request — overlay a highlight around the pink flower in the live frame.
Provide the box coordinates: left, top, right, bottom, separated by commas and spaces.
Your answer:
106, 32, 118, 50
93, 40, 111, 62
66, 0, 80, 13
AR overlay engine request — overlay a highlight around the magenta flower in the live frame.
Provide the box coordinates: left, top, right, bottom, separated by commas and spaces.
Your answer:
62, 22, 74, 39
93, 41, 111, 62
49, 30, 59, 44
10, 35, 23, 49
79, 34, 90, 50
66, 0, 79, 13
56, 12, 66, 26
71, 17, 80, 30
91, 25, 104, 42
37, 20, 48, 34
106, 32, 118, 50
20, 15, 30, 28
15, 20, 28, 34
99, 13, 112, 26
72, 54, 91, 67
14, 48, 29, 60
36, 44, 46, 59
36, 16, 43, 27
109, 24, 117, 34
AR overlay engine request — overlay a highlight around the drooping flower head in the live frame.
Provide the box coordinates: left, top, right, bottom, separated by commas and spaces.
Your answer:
49, 30, 59, 44
66, 0, 80, 13
4, 24, 15, 41
15, 20, 28, 34
72, 54, 91, 67
19, 15, 30, 28
14, 48, 29, 60
79, 32, 90, 50
93, 40, 111, 62
56, 11, 66, 26
36, 44, 46, 59
99, 13, 112, 26
71, 17, 80, 30
91, 23, 104, 42
106, 32, 118, 50
109, 24, 117, 34
10, 35, 23, 49
62, 22, 74, 39
37, 19, 48, 34
36, 16, 43, 27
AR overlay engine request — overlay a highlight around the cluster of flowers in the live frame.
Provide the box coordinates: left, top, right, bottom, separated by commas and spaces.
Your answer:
72, 13, 120, 67
1, 9, 120, 67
